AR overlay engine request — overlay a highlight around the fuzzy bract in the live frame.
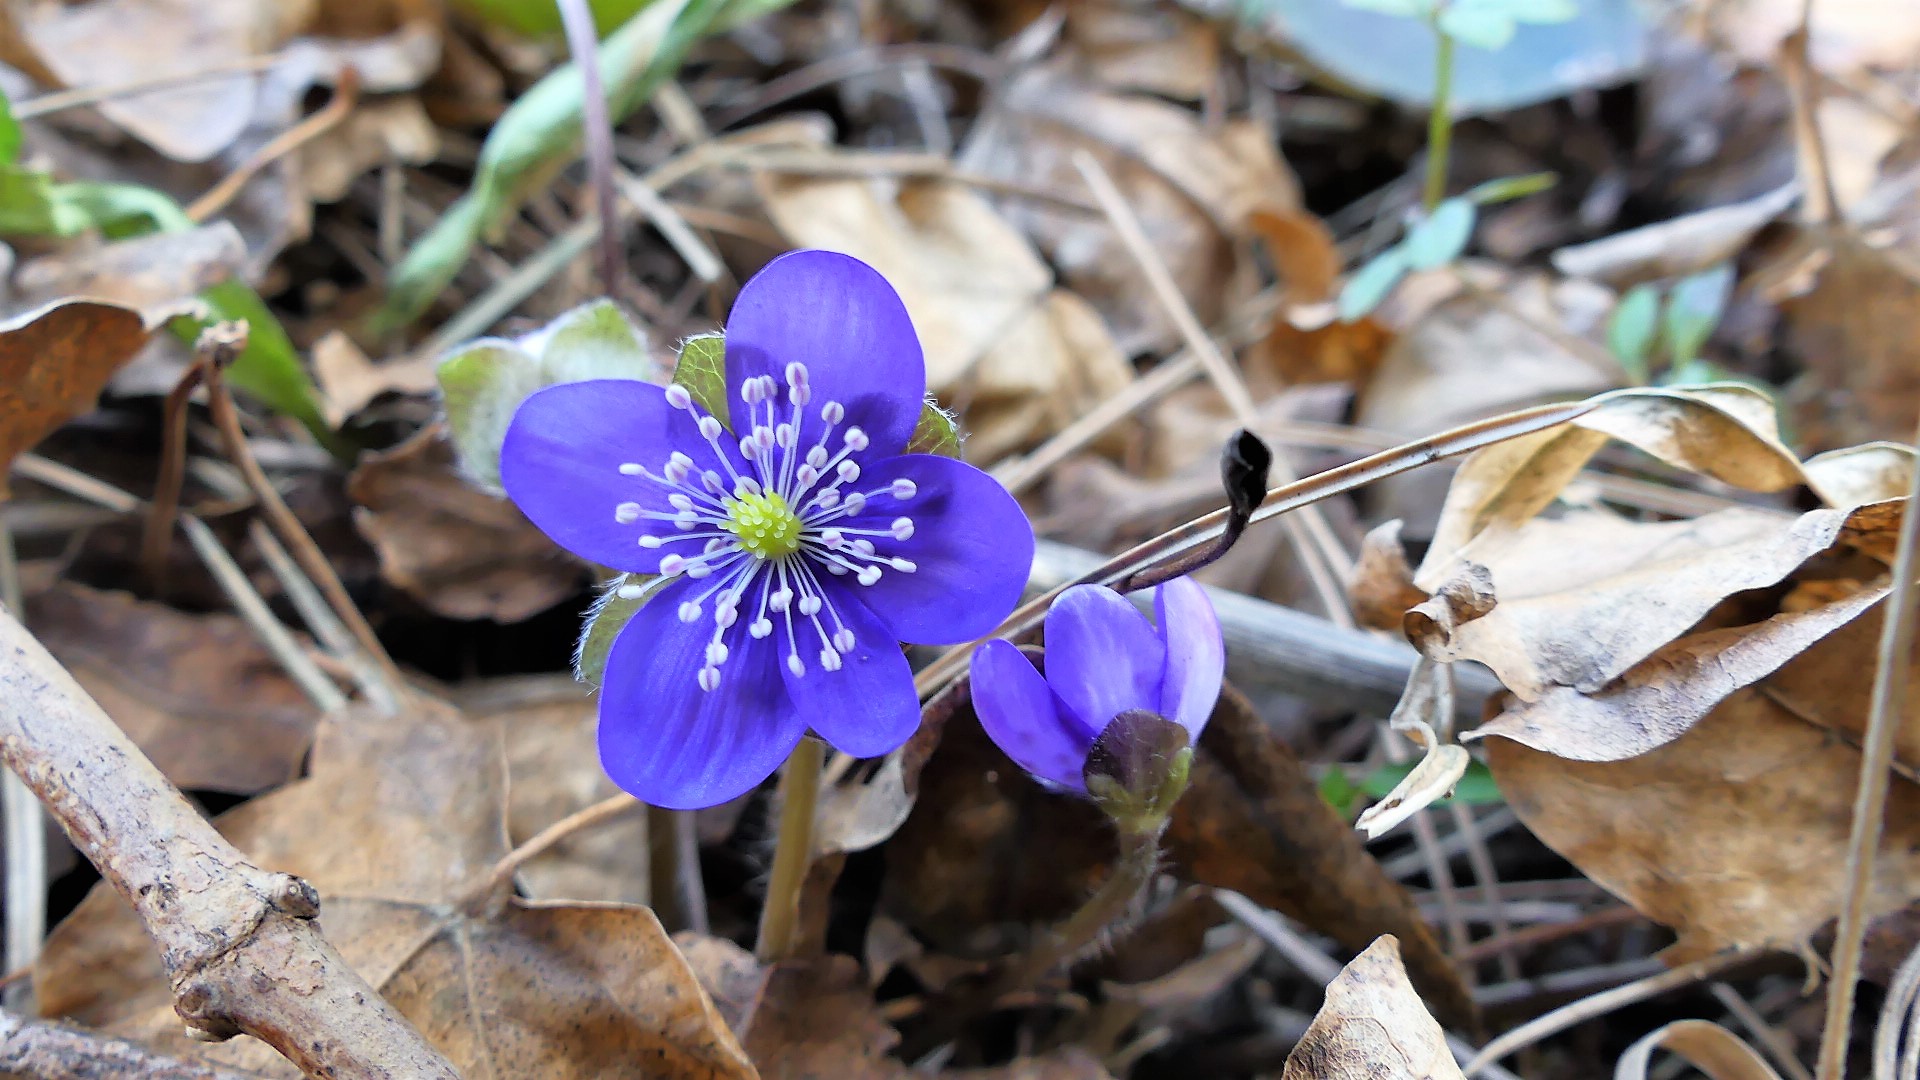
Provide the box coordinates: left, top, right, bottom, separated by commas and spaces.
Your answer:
501, 250, 1035, 809
970, 578, 1224, 792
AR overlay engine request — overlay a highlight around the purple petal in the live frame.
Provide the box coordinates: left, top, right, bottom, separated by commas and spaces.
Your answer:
1153, 577, 1225, 740
820, 454, 1034, 645
598, 575, 804, 809
501, 380, 746, 574
783, 586, 918, 758
724, 250, 925, 458
1043, 585, 1166, 736
970, 639, 1091, 791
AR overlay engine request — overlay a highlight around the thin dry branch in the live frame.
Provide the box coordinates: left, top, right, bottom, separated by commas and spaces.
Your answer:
0, 1009, 272, 1079
0, 606, 459, 1078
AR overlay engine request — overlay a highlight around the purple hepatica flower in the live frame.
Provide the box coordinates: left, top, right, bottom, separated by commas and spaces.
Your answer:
500, 250, 1035, 810
971, 578, 1224, 792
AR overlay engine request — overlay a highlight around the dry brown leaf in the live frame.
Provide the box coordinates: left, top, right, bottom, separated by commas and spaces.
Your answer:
25, 583, 319, 795
957, 64, 1292, 354
0, 298, 169, 498
1488, 687, 1920, 963
761, 170, 1132, 460
1773, 230, 1920, 449
1348, 521, 1429, 632
36, 698, 754, 1078
292, 97, 438, 203
12, 223, 245, 316
1614, 1019, 1785, 1080
1357, 661, 1468, 841
1062, 0, 1221, 100
347, 423, 585, 622
1245, 209, 1391, 392
1279, 936, 1465, 1080
311, 330, 435, 426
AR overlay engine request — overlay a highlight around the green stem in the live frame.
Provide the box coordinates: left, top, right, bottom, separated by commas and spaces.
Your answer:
1423, 25, 1456, 211
756, 737, 825, 963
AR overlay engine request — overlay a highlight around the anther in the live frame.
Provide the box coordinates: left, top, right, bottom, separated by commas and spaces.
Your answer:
716, 606, 738, 629
750, 618, 773, 639
677, 601, 702, 623
616, 502, 641, 524
616, 583, 646, 600
836, 460, 860, 483
844, 427, 869, 451
661, 554, 687, 575
674, 511, 698, 529
833, 628, 856, 652
822, 401, 845, 425
791, 384, 812, 406
665, 453, 692, 483
798, 595, 822, 616
702, 471, 725, 494
754, 426, 775, 451
706, 641, 729, 665
820, 647, 842, 672
822, 529, 844, 548
668, 494, 694, 512
806, 446, 829, 469
890, 558, 917, 573
891, 517, 914, 540
787, 654, 805, 677
843, 493, 867, 515
698, 416, 723, 440
736, 477, 763, 496
785, 361, 808, 387
619, 463, 644, 476
686, 563, 713, 579
770, 589, 793, 613
741, 378, 764, 405
891, 479, 917, 499
856, 566, 882, 586
797, 465, 819, 486
739, 436, 758, 460
776, 423, 796, 449
665, 384, 692, 410
827, 563, 849, 575
639, 535, 663, 549
698, 667, 721, 692
853, 539, 875, 556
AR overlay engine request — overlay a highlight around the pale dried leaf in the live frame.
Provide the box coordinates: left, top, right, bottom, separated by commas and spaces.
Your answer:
1280, 936, 1465, 1080
1613, 1019, 1784, 1080
1349, 520, 1429, 632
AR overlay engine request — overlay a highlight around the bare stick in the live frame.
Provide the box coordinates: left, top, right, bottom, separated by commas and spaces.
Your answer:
468, 792, 640, 911
0, 520, 42, 1014
555, 0, 623, 293
1463, 950, 1752, 1074
1815, 413, 1920, 1079
142, 363, 205, 589
0, 606, 458, 1076
186, 68, 360, 224
0, 1009, 272, 1079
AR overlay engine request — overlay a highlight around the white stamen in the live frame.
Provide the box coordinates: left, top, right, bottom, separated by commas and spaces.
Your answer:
661, 554, 687, 575
750, 618, 773, 639
852, 539, 875, 556
790, 384, 812, 406
716, 606, 738, 629
704, 538, 728, 553
665, 384, 692, 410
706, 641, 729, 665
668, 494, 694, 512
739, 436, 757, 460
842, 492, 866, 515
815, 490, 840, 509
836, 460, 860, 483
890, 558, 917, 573
760, 375, 779, 397
702, 471, 725, 494
616, 502, 642, 524
674, 511, 698, 529
827, 564, 849, 576
639, 535, 663, 549
844, 427, 868, 452
833, 628, 855, 652
891, 479, 917, 499
736, 477, 763, 496
754, 426, 775, 451
856, 566, 882, 586
776, 423, 796, 449
820, 648, 842, 672
665, 453, 692, 483
686, 563, 713, 579
798, 595, 822, 616
785, 361, 808, 387
797, 465, 819, 487
821, 529, 844, 549
616, 583, 646, 600
891, 517, 914, 540
698, 416, 723, 440
770, 589, 793, 613
619, 462, 644, 476
787, 654, 805, 677
677, 600, 702, 623
698, 667, 721, 692
741, 378, 764, 405
821, 401, 845, 425
806, 446, 829, 469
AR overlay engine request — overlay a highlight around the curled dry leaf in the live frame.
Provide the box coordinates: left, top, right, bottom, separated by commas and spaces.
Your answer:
1348, 520, 1430, 632
1356, 660, 1468, 841
347, 423, 585, 622
1613, 1019, 1784, 1080
36, 698, 754, 1078
760, 170, 1132, 461
0, 297, 171, 498
25, 583, 320, 795
311, 330, 436, 426
957, 64, 1294, 354
1279, 936, 1465, 1080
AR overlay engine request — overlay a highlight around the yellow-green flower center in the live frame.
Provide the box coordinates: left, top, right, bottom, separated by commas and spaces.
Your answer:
726, 489, 803, 559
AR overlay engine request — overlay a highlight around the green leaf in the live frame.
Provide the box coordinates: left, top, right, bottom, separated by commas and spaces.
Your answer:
0, 90, 21, 167
905, 401, 962, 458
380, 0, 749, 329
55, 180, 191, 235
1318, 765, 1361, 817
575, 573, 663, 689
1463, 171, 1557, 205
670, 332, 729, 425
451, 0, 653, 36
1402, 197, 1475, 270
0, 166, 89, 235
1339, 0, 1433, 16
1606, 283, 1661, 383
1338, 245, 1411, 322
1437, 5, 1518, 50
1358, 758, 1503, 806
437, 339, 544, 488
533, 299, 656, 384
1663, 263, 1734, 368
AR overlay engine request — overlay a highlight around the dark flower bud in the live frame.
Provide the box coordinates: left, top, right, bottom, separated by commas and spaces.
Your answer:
1083, 709, 1194, 838
1221, 429, 1272, 521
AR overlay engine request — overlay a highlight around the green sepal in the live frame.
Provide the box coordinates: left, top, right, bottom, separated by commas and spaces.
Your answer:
906, 400, 962, 458
670, 333, 729, 425
575, 572, 665, 689
535, 299, 656, 384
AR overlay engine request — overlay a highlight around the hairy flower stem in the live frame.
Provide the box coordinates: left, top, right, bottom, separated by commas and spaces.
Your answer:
1423, 23, 1456, 211
757, 737, 825, 963
555, 0, 622, 294
1003, 830, 1160, 992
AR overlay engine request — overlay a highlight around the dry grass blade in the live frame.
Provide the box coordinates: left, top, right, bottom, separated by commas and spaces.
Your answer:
1815, 416, 1920, 1080
1874, 940, 1920, 1079
1614, 1019, 1786, 1080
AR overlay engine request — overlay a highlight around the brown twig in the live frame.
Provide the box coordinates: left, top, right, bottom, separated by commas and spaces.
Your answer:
141, 361, 208, 589
193, 324, 410, 702
467, 792, 640, 914
1814, 414, 1920, 1080
555, 0, 623, 294
0, 1009, 273, 1079
12, 54, 284, 120
0, 606, 458, 1077
186, 67, 360, 224
1780, 23, 1842, 228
